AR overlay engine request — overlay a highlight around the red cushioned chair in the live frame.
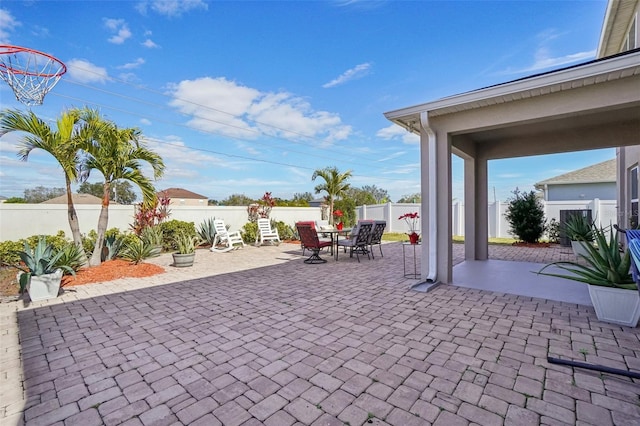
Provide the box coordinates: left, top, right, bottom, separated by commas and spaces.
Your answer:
296, 222, 333, 264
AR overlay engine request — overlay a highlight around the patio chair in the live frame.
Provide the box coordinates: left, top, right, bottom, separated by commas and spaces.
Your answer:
626, 230, 640, 296
368, 220, 387, 259
296, 222, 333, 264
337, 222, 373, 262
210, 219, 245, 252
256, 218, 280, 246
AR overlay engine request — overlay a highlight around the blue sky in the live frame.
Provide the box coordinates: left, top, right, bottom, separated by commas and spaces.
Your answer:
0, 0, 614, 203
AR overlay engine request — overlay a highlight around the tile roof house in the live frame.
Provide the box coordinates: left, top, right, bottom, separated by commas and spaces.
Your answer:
534, 159, 616, 201
158, 188, 208, 206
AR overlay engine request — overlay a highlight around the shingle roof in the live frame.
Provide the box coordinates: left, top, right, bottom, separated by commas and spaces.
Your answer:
41, 193, 105, 204
158, 188, 208, 200
534, 159, 616, 188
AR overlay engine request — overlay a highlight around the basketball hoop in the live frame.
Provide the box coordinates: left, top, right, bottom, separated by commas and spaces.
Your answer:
0, 45, 66, 106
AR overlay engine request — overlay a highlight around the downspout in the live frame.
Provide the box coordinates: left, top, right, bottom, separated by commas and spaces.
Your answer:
420, 112, 438, 283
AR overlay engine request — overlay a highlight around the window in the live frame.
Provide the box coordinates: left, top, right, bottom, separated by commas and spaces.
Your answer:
630, 166, 638, 228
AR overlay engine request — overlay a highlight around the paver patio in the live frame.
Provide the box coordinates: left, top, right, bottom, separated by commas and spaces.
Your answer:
1, 242, 639, 425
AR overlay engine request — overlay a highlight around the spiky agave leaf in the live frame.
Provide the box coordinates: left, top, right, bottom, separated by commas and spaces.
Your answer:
537, 226, 635, 290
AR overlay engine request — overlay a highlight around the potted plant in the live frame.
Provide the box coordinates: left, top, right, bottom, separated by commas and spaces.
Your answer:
13, 236, 76, 302
333, 210, 344, 230
537, 226, 640, 327
172, 231, 199, 267
141, 226, 164, 253
563, 214, 594, 257
399, 212, 420, 244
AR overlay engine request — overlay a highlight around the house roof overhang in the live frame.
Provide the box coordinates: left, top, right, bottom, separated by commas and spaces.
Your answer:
384, 49, 640, 136
597, 0, 639, 57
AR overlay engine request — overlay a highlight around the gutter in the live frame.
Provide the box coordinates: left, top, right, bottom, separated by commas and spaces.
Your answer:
421, 111, 438, 283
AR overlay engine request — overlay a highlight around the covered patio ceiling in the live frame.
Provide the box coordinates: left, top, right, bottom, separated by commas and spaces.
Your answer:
384, 48, 640, 284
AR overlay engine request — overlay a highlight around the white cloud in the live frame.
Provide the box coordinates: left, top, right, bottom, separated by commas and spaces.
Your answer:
323, 63, 371, 88
524, 48, 596, 72
66, 59, 109, 84
0, 8, 20, 44
118, 57, 145, 69
103, 18, 132, 44
497, 29, 596, 75
140, 118, 151, 125
142, 38, 159, 48
168, 77, 352, 144
376, 124, 419, 144
136, 0, 208, 17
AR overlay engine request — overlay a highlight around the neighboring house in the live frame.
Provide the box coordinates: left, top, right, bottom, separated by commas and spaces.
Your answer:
41, 194, 105, 204
384, 0, 639, 284
158, 188, 208, 206
0, 196, 6, 203
599, 0, 640, 228
534, 159, 616, 201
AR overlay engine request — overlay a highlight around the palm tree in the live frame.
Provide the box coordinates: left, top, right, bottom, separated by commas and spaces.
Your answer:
0, 108, 92, 266
83, 116, 165, 266
312, 166, 352, 225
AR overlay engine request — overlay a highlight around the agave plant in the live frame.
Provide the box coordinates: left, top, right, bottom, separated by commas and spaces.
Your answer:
140, 226, 164, 248
13, 236, 77, 294
537, 226, 635, 289
563, 214, 594, 242
14, 236, 76, 277
119, 237, 161, 265
174, 231, 199, 254
197, 217, 217, 246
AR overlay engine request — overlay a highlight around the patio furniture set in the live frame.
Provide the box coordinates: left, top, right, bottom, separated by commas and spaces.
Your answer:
296, 220, 386, 264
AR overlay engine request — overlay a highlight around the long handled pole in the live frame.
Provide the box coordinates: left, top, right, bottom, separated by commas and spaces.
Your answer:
547, 357, 640, 379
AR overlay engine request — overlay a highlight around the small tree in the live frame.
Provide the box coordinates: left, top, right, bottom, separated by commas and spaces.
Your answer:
504, 188, 546, 243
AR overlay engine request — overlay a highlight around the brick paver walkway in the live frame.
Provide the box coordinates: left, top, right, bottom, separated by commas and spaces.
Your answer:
1, 242, 638, 425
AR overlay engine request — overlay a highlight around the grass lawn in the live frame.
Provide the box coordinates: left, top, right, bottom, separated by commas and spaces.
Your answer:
383, 233, 517, 245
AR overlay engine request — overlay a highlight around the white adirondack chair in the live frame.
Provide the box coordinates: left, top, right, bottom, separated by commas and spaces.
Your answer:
256, 218, 280, 246
210, 219, 245, 252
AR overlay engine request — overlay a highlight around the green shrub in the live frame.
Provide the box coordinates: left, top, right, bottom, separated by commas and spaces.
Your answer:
160, 220, 196, 251
546, 218, 560, 244
241, 222, 257, 244
274, 221, 295, 240
504, 189, 546, 243
1, 231, 76, 265
25, 231, 68, 252
0, 240, 24, 265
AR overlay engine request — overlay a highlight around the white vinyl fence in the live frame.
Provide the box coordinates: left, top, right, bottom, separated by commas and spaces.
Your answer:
0, 199, 617, 242
356, 199, 617, 239
0, 205, 322, 241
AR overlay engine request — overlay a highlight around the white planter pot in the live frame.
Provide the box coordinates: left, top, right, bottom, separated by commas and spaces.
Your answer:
571, 240, 592, 258
23, 269, 63, 302
588, 285, 640, 327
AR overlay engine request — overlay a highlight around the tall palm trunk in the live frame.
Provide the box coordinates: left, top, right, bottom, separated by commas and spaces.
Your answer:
66, 176, 88, 266
89, 181, 111, 266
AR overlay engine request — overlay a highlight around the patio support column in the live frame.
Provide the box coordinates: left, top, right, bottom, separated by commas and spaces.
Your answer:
463, 156, 477, 260
474, 157, 489, 260
420, 112, 453, 283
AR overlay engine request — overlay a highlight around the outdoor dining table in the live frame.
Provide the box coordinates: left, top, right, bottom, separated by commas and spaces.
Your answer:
318, 227, 352, 259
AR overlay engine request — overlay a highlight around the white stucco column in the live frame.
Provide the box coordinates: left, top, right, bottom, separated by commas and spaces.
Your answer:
475, 157, 489, 260
420, 112, 453, 283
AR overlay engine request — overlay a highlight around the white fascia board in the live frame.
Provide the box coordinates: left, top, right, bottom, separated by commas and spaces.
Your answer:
384, 50, 640, 122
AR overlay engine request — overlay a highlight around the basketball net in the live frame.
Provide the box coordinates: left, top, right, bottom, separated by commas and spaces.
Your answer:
0, 45, 66, 106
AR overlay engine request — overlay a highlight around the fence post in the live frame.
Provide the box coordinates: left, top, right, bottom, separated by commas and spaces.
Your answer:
593, 198, 601, 227
386, 202, 393, 232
